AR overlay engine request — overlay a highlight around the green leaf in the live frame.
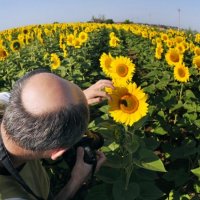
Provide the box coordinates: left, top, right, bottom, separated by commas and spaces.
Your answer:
170, 140, 197, 159
144, 138, 160, 150
97, 167, 121, 184
191, 167, 200, 179
132, 115, 149, 131
105, 153, 130, 169
163, 169, 190, 187
194, 120, 200, 128
156, 80, 169, 90
99, 105, 109, 113
113, 180, 140, 200
183, 113, 197, 121
194, 181, 200, 193
135, 168, 158, 181
157, 110, 166, 120
137, 148, 167, 172
138, 181, 164, 200
108, 142, 119, 151
124, 134, 140, 153
185, 89, 196, 100
143, 70, 158, 78
184, 102, 197, 113
180, 194, 190, 200
152, 127, 168, 135
85, 183, 112, 200
143, 84, 156, 94
169, 101, 183, 113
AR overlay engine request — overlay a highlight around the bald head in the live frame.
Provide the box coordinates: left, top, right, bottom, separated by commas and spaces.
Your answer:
22, 73, 87, 115
3, 70, 89, 151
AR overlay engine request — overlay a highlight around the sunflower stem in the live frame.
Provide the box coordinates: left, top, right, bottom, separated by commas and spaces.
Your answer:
174, 114, 178, 124
179, 83, 184, 101
125, 163, 134, 190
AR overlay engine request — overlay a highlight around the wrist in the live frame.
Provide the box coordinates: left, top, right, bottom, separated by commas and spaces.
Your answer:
54, 176, 84, 200
70, 172, 86, 186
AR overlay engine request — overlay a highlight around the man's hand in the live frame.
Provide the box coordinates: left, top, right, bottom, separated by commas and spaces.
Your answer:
71, 147, 106, 183
55, 147, 106, 200
83, 80, 114, 105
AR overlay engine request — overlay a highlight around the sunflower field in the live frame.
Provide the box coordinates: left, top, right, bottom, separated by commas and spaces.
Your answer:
0, 22, 200, 200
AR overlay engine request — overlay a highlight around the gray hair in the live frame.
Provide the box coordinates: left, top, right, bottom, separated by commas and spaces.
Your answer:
2, 69, 89, 151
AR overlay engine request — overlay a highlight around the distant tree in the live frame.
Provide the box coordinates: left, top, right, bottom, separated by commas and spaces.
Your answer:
123, 19, 132, 24
185, 27, 197, 34
105, 19, 114, 24
90, 15, 106, 23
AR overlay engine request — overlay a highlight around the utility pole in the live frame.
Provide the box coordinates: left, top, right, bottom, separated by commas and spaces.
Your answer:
178, 8, 181, 30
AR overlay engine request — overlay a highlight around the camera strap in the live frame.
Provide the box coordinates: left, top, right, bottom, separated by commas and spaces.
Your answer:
0, 136, 44, 200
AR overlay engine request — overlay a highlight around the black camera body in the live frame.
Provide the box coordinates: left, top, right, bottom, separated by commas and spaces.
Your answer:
63, 131, 104, 169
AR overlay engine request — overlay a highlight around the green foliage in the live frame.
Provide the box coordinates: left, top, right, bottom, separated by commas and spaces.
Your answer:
0, 23, 199, 199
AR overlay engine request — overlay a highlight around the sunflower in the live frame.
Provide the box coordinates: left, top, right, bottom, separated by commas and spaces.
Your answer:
195, 34, 200, 43
175, 43, 186, 54
37, 32, 44, 44
109, 32, 115, 37
190, 42, 195, 51
166, 39, 174, 48
72, 38, 82, 48
108, 82, 148, 126
161, 33, 168, 42
151, 39, 156, 45
66, 34, 75, 46
110, 56, 135, 83
0, 46, 8, 61
50, 53, 61, 70
62, 44, 68, 58
174, 63, 190, 82
155, 43, 163, 60
156, 37, 162, 44
165, 48, 183, 67
10, 40, 22, 51
59, 34, 65, 49
99, 53, 114, 78
194, 46, 200, 56
175, 36, 184, 44
0, 39, 3, 46
193, 56, 200, 70
109, 36, 120, 47
78, 31, 88, 43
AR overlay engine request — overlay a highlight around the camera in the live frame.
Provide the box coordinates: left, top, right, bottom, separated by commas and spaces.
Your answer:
63, 131, 104, 169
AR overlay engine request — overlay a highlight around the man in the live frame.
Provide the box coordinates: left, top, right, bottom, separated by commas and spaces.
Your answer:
0, 69, 114, 200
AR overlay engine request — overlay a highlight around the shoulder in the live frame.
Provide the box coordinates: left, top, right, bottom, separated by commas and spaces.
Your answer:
4, 198, 28, 200
0, 92, 10, 103
0, 92, 10, 118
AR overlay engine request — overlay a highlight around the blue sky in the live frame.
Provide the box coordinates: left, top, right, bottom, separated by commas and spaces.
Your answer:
0, 0, 199, 32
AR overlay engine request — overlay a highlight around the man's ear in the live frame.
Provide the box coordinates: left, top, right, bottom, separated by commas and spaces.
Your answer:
50, 148, 68, 160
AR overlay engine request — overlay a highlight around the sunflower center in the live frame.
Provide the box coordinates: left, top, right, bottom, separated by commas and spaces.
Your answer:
13, 42, 21, 50
80, 35, 86, 40
196, 49, 200, 55
116, 64, 128, 77
178, 68, 186, 77
163, 35, 168, 40
170, 52, 179, 62
0, 49, 7, 57
119, 94, 139, 114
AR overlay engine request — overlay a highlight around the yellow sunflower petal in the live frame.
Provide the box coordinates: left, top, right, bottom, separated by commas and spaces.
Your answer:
108, 82, 148, 126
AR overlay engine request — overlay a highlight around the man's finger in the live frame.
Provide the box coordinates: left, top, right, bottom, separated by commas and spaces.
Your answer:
76, 147, 84, 163
95, 151, 106, 172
